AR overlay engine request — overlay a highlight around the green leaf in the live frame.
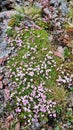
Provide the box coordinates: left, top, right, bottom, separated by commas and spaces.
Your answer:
70, 87, 73, 92
55, 126, 60, 130
69, 117, 73, 123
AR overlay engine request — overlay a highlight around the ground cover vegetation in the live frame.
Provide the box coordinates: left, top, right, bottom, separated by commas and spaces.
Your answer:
0, 0, 73, 130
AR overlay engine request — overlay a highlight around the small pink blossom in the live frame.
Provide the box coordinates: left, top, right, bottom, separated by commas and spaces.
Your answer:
22, 99, 29, 105
29, 71, 34, 76
15, 107, 21, 113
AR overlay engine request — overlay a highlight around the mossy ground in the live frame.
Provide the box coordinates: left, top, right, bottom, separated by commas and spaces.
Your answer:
2, 4, 73, 130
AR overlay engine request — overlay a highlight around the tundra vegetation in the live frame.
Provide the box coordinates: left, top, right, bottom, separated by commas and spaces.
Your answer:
0, 0, 73, 130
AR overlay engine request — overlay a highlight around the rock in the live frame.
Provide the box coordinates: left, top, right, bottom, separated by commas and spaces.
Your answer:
0, 41, 7, 51
54, 46, 64, 60
6, 115, 13, 122
0, 0, 25, 12
0, 90, 4, 104
5, 3, 14, 10
48, 35, 53, 42
4, 114, 13, 129
5, 71, 10, 78
43, 8, 51, 17
31, 122, 41, 130
0, 75, 3, 80
0, 0, 14, 11
0, 27, 2, 35
0, 66, 5, 73
0, 81, 3, 89
0, 16, 4, 23
4, 121, 10, 129
0, 6, 2, 12
0, 10, 16, 19
4, 88, 10, 101
0, 106, 4, 114
3, 78, 9, 86
0, 57, 7, 65
15, 122, 20, 130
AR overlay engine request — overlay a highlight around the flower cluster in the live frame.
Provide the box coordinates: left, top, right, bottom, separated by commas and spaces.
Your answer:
5, 1, 73, 129
9, 50, 57, 124
57, 66, 73, 89
7, 28, 58, 124
11, 83, 57, 124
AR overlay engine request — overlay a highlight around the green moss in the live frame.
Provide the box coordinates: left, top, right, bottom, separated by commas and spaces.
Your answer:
6, 5, 73, 128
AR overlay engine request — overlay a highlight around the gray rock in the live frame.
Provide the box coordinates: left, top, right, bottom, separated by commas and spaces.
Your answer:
0, 66, 5, 73
0, 27, 2, 35
0, 90, 4, 99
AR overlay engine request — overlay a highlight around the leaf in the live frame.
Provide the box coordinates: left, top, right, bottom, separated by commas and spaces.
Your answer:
55, 126, 60, 130
68, 22, 73, 29
70, 118, 73, 123
70, 87, 73, 92
64, 47, 70, 59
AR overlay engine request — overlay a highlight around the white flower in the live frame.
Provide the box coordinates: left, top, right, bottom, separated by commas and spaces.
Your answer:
29, 71, 34, 76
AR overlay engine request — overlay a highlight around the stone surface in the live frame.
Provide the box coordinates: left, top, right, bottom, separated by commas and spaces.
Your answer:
15, 122, 20, 130
0, 0, 25, 12
0, 81, 3, 89
3, 78, 9, 86
0, 58, 3, 65
0, 56, 8, 65
0, 27, 2, 35
0, 75, 3, 81
0, 66, 5, 73
0, 89, 4, 99
0, 10, 13, 117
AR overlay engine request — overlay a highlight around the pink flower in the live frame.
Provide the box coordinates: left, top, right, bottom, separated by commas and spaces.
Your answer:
29, 71, 34, 76
29, 97, 33, 102
22, 99, 29, 105
15, 26, 20, 31
53, 113, 56, 118
15, 107, 21, 113
40, 106, 46, 112
16, 39, 22, 47
31, 90, 36, 97
32, 116, 38, 123
34, 105, 39, 109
